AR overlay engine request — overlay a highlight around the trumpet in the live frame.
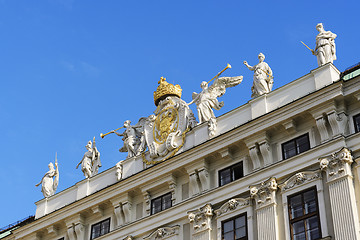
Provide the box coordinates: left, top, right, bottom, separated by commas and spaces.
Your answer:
208, 63, 232, 84
100, 126, 124, 139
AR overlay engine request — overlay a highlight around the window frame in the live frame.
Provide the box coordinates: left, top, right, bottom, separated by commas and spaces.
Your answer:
150, 192, 172, 215
90, 218, 111, 240
353, 113, 360, 133
281, 133, 310, 160
287, 187, 322, 240
218, 162, 244, 187
280, 172, 329, 240
221, 213, 248, 240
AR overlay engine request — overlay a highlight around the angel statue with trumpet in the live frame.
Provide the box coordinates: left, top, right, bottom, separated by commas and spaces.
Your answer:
76, 137, 101, 178
188, 64, 243, 137
110, 118, 147, 158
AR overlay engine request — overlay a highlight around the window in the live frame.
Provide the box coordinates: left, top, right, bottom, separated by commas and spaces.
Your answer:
219, 162, 244, 186
90, 218, 110, 240
151, 192, 172, 214
353, 113, 360, 133
282, 134, 310, 160
288, 188, 321, 240
222, 213, 247, 240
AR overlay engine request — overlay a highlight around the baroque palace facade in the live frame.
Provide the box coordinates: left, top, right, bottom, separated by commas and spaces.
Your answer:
2, 60, 360, 240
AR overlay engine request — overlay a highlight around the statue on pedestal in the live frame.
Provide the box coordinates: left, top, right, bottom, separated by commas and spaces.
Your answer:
188, 64, 243, 137
36, 155, 59, 198
244, 53, 273, 98
112, 118, 147, 158
76, 137, 101, 178
314, 23, 337, 66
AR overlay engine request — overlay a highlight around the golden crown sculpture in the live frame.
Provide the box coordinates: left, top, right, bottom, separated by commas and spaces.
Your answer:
154, 77, 182, 106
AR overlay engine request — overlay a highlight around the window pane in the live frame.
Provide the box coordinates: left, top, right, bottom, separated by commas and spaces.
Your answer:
235, 226, 246, 238
232, 163, 244, 181
303, 190, 317, 214
101, 219, 110, 235
354, 114, 360, 133
296, 135, 310, 154
305, 216, 320, 239
220, 168, 232, 186
283, 141, 296, 159
289, 195, 303, 219
223, 220, 234, 233
162, 193, 172, 210
152, 198, 162, 214
235, 216, 245, 229
91, 224, 101, 239
224, 232, 234, 240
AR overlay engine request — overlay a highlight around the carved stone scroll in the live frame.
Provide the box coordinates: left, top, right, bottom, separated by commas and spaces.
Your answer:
214, 198, 250, 217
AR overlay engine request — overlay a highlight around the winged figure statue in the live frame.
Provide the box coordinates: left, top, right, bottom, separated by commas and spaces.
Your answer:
188, 74, 243, 137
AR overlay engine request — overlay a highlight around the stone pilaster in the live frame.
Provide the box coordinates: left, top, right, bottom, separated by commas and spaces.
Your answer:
250, 177, 279, 240
319, 148, 360, 240
188, 204, 213, 240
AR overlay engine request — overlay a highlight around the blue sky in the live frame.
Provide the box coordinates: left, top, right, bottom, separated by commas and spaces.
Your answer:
0, 0, 359, 227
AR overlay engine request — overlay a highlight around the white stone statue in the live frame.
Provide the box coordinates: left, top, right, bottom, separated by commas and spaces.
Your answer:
314, 23, 337, 66
35, 156, 59, 198
243, 53, 273, 98
115, 162, 123, 181
76, 137, 101, 178
188, 74, 243, 137
112, 118, 147, 158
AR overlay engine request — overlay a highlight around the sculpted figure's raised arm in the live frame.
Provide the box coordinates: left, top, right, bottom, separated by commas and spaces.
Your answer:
76, 137, 101, 178
36, 157, 59, 198
244, 53, 273, 98
188, 65, 243, 137
314, 23, 337, 66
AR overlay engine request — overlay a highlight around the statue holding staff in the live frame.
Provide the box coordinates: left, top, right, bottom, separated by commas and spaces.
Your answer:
76, 137, 101, 178
301, 23, 337, 67
243, 53, 273, 98
36, 155, 59, 198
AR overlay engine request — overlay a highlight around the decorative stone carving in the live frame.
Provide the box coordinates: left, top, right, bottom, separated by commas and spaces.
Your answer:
188, 171, 201, 196
319, 147, 353, 181
327, 110, 348, 137
67, 225, 76, 240
314, 115, 330, 143
214, 198, 250, 217
74, 223, 85, 240
250, 177, 277, 209
187, 204, 213, 233
116, 162, 123, 181
35, 156, 59, 198
259, 140, 272, 166
314, 23, 337, 67
143, 226, 180, 240
167, 176, 177, 205
143, 77, 197, 164
143, 191, 151, 215
244, 53, 273, 98
113, 118, 147, 158
248, 145, 261, 170
76, 137, 101, 178
279, 171, 321, 192
188, 66, 243, 137
198, 167, 210, 192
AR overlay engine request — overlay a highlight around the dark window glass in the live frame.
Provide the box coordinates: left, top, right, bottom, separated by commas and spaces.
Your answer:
90, 218, 110, 240
288, 188, 321, 240
222, 213, 247, 240
219, 162, 244, 186
354, 114, 360, 133
282, 134, 310, 160
151, 192, 172, 214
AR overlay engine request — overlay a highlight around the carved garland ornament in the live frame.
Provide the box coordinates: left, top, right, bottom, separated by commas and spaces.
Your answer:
214, 198, 250, 217
188, 204, 213, 233
143, 226, 180, 240
279, 171, 321, 192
